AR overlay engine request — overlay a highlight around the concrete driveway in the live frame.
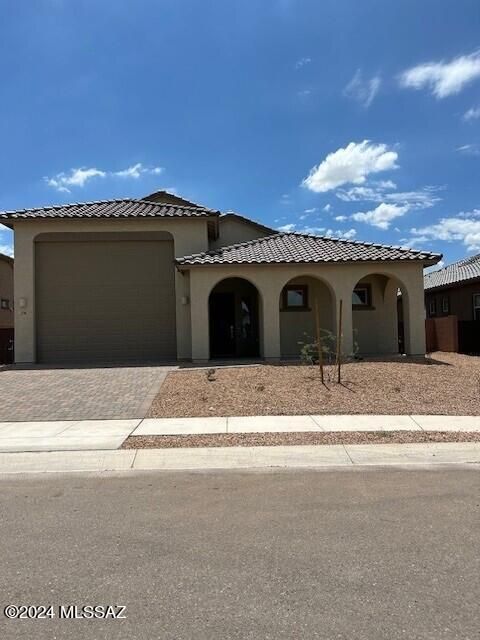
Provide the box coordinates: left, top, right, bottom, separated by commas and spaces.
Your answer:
0, 365, 174, 421
0, 468, 477, 639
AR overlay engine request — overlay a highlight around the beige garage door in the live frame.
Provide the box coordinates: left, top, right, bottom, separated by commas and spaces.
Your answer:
35, 237, 176, 364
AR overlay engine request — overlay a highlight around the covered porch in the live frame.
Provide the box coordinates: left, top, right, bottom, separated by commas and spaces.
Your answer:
185, 262, 427, 362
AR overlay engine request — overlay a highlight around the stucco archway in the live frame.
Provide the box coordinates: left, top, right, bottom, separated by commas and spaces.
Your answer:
278, 275, 335, 359
351, 272, 410, 356
208, 277, 261, 358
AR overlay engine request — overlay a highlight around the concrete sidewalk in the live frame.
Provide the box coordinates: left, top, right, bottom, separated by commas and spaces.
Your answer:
0, 414, 478, 453
0, 442, 479, 474
134, 414, 480, 435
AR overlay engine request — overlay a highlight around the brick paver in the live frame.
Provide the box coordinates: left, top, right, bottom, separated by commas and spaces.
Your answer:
0, 365, 174, 421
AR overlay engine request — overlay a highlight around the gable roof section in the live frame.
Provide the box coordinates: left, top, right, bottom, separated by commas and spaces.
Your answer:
220, 211, 276, 234
424, 253, 480, 290
140, 190, 206, 208
0, 198, 219, 222
177, 232, 441, 266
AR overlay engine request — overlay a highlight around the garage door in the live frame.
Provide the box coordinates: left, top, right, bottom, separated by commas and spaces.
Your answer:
35, 238, 176, 364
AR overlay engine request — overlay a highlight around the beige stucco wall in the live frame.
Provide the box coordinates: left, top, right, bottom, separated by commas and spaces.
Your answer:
186, 261, 427, 362
210, 217, 272, 250
0, 257, 14, 329
352, 275, 401, 355
12, 217, 209, 363
279, 276, 334, 358
10, 214, 427, 363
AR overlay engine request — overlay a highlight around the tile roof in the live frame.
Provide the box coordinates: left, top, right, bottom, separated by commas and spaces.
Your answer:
177, 232, 441, 266
424, 253, 480, 290
0, 198, 219, 221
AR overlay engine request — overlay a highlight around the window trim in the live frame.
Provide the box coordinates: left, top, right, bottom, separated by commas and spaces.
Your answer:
352, 284, 373, 309
0, 298, 9, 310
473, 293, 480, 321
429, 298, 437, 317
281, 284, 309, 311
441, 296, 449, 314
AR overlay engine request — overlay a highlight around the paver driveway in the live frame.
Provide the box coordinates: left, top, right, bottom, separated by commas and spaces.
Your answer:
0, 365, 174, 421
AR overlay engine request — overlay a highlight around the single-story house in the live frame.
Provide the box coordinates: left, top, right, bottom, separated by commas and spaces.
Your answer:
424, 253, 480, 353
0, 251, 14, 363
0, 190, 441, 365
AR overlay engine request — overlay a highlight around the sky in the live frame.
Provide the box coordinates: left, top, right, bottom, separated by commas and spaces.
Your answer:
1, 0, 480, 268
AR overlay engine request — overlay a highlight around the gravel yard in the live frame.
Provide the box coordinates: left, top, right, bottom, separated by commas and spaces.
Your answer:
148, 352, 480, 417
123, 430, 480, 449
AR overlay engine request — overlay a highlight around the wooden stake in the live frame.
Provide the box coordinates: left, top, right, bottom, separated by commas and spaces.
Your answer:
336, 299, 343, 383
314, 299, 324, 384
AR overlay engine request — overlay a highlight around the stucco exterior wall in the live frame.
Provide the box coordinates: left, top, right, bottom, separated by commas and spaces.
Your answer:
279, 276, 334, 358
0, 257, 14, 329
210, 217, 272, 250
352, 275, 400, 355
12, 217, 209, 363
10, 214, 428, 363
186, 261, 427, 362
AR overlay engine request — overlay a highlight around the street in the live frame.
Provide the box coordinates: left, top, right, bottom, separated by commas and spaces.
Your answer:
0, 468, 478, 639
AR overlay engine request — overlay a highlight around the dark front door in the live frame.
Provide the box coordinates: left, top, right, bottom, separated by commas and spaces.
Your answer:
209, 292, 236, 358
209, 288, 260, 359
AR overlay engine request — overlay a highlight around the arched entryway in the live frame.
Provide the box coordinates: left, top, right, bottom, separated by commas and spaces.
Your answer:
352, 273, 410, 355
279, 275, 335, 359
209, 278, 261, 358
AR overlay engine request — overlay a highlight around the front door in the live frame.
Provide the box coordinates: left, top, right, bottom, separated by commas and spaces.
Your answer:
209, 292, 236, 358
209, 290, 260, 359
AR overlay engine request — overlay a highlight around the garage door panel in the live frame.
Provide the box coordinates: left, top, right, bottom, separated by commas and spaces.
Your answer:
35, 240, 176, 363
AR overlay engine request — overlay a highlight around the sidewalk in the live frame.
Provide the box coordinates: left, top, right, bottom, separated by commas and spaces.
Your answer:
0, 414, 478, 474
0, 415, 478, 453
0, 442, 479, 474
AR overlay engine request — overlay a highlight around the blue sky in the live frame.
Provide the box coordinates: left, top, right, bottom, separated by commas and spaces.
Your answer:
1, 0, 480, 267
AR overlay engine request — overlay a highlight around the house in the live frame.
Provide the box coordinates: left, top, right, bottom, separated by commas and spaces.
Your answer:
0, 190, 441, 365
0, 252, 14, 363
424, 254, 480, 353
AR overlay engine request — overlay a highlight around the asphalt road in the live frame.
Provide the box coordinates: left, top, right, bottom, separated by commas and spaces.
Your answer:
0, 468, 478, 639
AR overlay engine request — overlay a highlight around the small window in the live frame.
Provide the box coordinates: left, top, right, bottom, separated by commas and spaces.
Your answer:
282, 285, 308, 310
352, 285, 372, 308
429, 299, 436, 317
442, 297, 449, 314
0, 299, 9, 310
473, 294, 480, 321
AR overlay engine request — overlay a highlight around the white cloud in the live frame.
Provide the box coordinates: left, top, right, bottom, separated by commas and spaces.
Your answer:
352, 202, 410, 230
463, 106, 480, 121
304, 207, 317, 213
295, 57, 311, 69
277, 223, 296, 232
297, 89, 312, 97
325, 228, 357, 240
410, 213, 480, 251
399, 50, 480, 98
374, 180, 397, 189
114, 163, 163, 179
334, 215, 347, 222
337, 184, 441, 209
344, 69, 381, 108
457, 143, 480, 156
45, 167, 106, 193
45, 163, 164, 192
302, 141, 398, 193
0, 243, 13, 257
323, 204, 331, 212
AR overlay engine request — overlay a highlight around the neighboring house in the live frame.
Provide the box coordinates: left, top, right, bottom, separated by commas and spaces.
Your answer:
424, 254, 480, 353
0, 190, 440, 365
0, 252, 14, 363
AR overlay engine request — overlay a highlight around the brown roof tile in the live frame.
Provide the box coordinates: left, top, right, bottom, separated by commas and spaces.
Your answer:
177, 232, 441, 266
